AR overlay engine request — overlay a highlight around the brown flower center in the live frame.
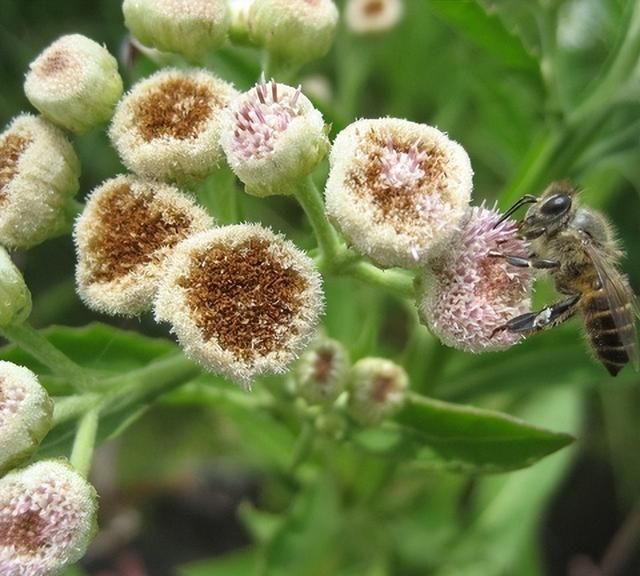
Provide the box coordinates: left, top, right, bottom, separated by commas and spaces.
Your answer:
363, 0, 385, 16
179, 239, 306, 360
134, 78, 220, 141
312, 347, 335, 384
347, 129, 450, 233
0, 133, 31, 205
0, 509, 48, 553
37, 47, 75, 77
371, 374, 396, 403
86, 183, 193, 283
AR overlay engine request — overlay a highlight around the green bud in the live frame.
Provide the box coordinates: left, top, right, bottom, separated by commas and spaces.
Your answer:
248, 0, 339, 66
348, 357, 408, 426
24, 34, 123, 134
296, 338, 350, 405
0, 248, 31, 327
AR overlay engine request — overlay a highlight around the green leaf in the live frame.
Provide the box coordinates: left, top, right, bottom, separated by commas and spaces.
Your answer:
178, 549, 258, 576
430, 0, 539, 69
262, 476, 341, 576
354, 393, 573, 472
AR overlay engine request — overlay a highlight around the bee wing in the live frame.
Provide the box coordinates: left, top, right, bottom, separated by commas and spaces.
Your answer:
585, 243, 640, 371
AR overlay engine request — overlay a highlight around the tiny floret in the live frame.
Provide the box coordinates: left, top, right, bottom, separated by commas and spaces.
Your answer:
346, 0, 404, 34
109, 68, 238, 183
325, 118, 473, 268
24, 34, 123, 134
296, 337, 350, 405
0, 248, 32, 328
154, 224, 324, 386
0, 459, 97, 576
122, 0, 230, 61
248, 0, 339, 66
0, 362, 53, 473
220, 79, 329, 197
0, 114, 80, 249
74, 175, 213, 316
348, 357, 408, 426
417, 206, 534, 352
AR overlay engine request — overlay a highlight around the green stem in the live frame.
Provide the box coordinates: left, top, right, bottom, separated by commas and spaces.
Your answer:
70, 407, 99, 477
0, 323, 91, 391
54, 394, 100, 426
346, 261, 415, 299
288, 421, 315, 474
295, 176, 344, 269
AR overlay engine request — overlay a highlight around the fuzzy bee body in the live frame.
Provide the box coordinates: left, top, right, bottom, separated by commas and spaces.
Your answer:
495, 182, 639, 376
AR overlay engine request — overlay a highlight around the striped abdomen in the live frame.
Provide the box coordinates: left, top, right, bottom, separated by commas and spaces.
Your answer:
582, 290, 630, 376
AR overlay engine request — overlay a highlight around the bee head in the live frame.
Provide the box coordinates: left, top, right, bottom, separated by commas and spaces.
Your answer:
521, 181, 576, 239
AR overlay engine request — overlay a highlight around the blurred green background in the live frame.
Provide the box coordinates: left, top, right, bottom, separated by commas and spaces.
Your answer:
2, 0, 640, 574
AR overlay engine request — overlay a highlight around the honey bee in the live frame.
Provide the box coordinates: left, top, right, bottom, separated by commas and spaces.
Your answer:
491, 181, 639, 376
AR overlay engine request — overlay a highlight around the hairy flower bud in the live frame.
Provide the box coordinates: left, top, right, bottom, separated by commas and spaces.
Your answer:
0, 362, 53, 472
24, 34, 123, 134
296, 338, 349, 405
0, 248, 31, 328
154, 224, 324, 386
348, 357, 408, 426
229, 0, 255, 44
74, 175, 213, 316
123, 0, 230, 61
109, 69, 238, 183
325, 118, 473, 268
0, 114, 80, 249
417, 206, 533, 352
0, 460, 97, 575
248, 0, 339, 66
220, 79, 329, 197
346, 0, 404, 34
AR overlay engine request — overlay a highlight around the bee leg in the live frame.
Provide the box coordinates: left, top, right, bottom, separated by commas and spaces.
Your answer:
492, 293, 581, 337
488, 251, 559, 270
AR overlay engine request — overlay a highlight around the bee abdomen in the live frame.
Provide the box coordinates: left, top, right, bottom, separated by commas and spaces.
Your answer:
582, 292, 630, 376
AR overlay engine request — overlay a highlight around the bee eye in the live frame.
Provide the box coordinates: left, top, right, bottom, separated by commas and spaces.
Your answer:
540, 193, 571, 216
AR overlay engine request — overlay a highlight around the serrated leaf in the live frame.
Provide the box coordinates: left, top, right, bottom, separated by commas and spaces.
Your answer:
354, 394, 573, 472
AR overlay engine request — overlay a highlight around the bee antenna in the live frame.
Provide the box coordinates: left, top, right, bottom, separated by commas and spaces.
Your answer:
493, 195, 538, 228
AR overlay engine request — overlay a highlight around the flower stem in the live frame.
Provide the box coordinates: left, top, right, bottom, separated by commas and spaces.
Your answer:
0, 322, 92, 391
70, 407, 99, 477
295, 176, 344, 269
288, 421, 315, 474
346, 261, 415, 299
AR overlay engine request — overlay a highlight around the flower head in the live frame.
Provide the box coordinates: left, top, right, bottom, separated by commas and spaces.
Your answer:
24, 34, 123, 134
0, 114, 80, 249
348, 357, 408, 426
325, 118, 473, 268
0, 460, 97, 576
296, 337, 350, 405
0, 362, 53, 473
109, 69, 238, 183
248, 0, 339, 66
154, 224, 324, 386
0, 248, 32, 328
221, 79, 329, 197
346, 0, 404, 34
417, 206, 534, 352
122, 0, 230, 61
74, 175, 213, 316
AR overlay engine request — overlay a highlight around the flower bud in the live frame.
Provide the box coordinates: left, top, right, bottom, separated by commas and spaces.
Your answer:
0, 114, 80, 249
24, 34, 123, 134
248, 0, 339, 66
346, 0, 404, 34
0, 248, 31, 327
109, 68, 238, 183
122, 0, 230, 62
0, 362, 53, 472
348, 357, 408, 426
74, 175, 213, 316
0, 459, 97, 575
296, 338, 349, 405
220, 79, 329, 197
417, 206, 533, 352
154, 224, 324, 386
229, 0, 255, 44
324, 118, 473, 268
